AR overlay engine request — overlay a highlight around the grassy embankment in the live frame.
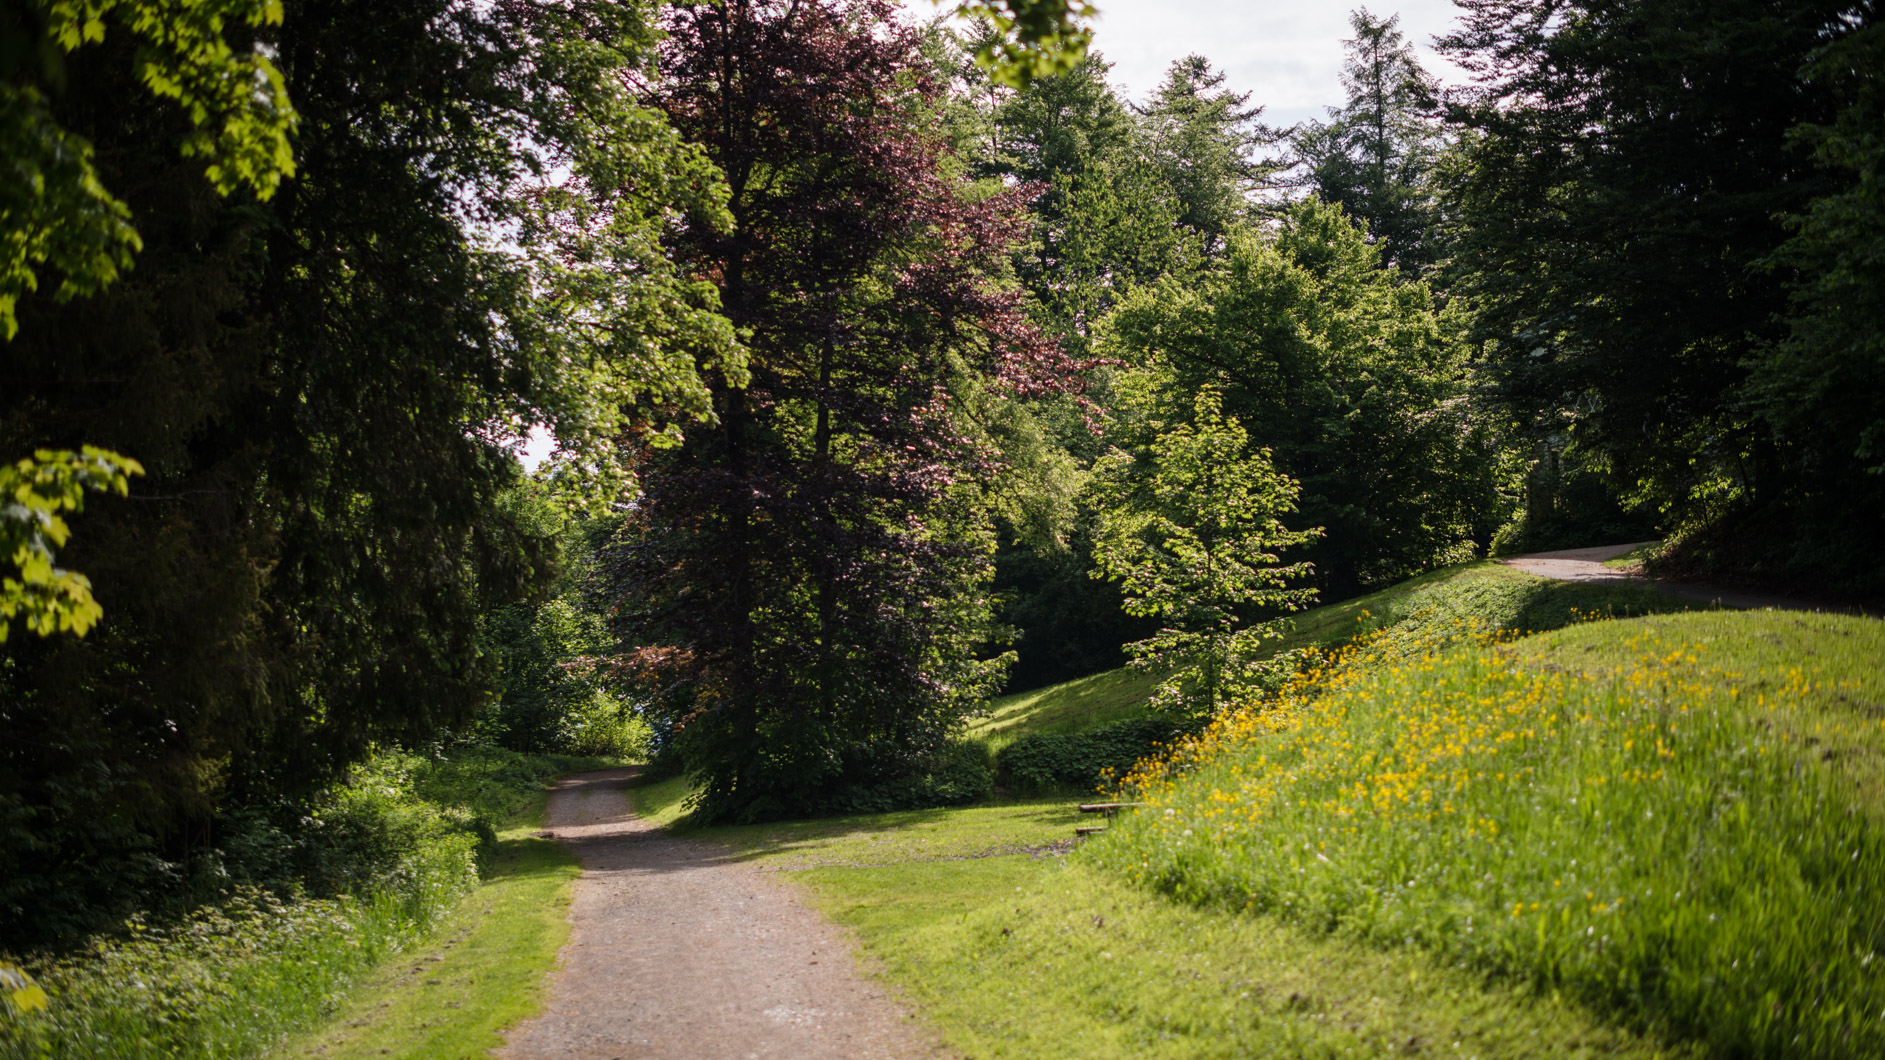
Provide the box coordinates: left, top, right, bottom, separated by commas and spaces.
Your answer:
270, 756, 593, 1060
640, 560, 1883, 1058
1, 750, 609, 1060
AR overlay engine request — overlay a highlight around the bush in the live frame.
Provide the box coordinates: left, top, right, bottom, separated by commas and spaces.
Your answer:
0, 746, 588, 1059
555, 688, 652, 759
995, 717, 1198, 794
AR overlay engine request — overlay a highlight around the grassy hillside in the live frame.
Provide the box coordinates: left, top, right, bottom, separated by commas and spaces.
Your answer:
972, 559, 1696, 751
1091, 610, 1885, 1058
969, 668, 1163, 751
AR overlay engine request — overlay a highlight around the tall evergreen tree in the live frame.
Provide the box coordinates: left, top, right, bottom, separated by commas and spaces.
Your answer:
1292, 9, 1446, 273
1135, 55, 1278, 254
615, 0, 1078, 822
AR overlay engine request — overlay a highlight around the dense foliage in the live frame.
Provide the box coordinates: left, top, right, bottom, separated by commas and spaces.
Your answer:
6, 0, 1884, 1024
0, 0, 729, 948
1439, 0, 1882, 592
604, 0, 1081, 822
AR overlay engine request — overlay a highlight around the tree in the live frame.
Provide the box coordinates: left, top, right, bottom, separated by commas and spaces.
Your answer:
1136, 55, 1279, 254
1089, 389, 1318, 718
1101, 198, 1511, 597
1291, 9, 1446, 273
0, 0, 735, 947
1739, 17, 1885, 591
0, 448, 142, 642
0, 0, 294, 339
613, 0, 1079, 822
952, 0, 1098, 87
989, 52, 1193, 355
1437, 0, 1862, 562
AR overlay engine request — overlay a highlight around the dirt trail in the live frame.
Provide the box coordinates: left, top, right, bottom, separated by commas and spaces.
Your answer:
1499, 542, 1861, 613
496, 768, 939, 1060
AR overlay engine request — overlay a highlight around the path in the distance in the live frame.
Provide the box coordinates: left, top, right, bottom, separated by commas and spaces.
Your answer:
1500, 542, 1858, 613
497, 768, 939, 1060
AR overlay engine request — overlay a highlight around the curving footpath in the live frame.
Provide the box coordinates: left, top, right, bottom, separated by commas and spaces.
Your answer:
497, 768, 939, 1060
1499, 542, 1861, 613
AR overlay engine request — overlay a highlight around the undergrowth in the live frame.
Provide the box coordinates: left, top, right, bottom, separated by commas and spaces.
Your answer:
0, 747, 598, 1059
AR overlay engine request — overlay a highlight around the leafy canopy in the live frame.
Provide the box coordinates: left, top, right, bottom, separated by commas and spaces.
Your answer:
1090, 389, 1318, 718
0, 0, 295, 338
0, 447, 141, 642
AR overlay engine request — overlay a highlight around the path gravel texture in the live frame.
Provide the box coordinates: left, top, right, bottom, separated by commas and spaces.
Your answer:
496, 768, 941, 1060
1499, 542, 1860, 613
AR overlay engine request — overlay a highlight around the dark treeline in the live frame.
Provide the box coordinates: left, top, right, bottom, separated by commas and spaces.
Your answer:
3, 0, 1880, 944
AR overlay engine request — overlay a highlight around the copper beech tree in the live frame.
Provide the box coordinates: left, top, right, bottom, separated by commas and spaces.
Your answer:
607, 0, 1088, 822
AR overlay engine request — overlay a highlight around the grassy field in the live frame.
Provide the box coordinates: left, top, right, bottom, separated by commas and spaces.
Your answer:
633, 565, 1879, 1059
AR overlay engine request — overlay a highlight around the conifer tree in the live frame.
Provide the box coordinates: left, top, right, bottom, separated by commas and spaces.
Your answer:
1292, 9, 1446, 273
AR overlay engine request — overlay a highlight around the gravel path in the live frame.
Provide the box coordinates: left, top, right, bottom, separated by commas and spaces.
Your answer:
496, 768, 941, 1060
1499, 542, 1859, 613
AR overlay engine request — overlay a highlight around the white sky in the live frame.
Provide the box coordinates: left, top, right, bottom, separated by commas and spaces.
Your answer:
937, 0, 1477, 128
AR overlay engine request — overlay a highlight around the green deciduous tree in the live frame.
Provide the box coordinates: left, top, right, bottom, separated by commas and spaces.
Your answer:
1090, 389, 1318, 718
1103, 198, 1512, 597
0, 0, 294, 338
0, 447, 141, 641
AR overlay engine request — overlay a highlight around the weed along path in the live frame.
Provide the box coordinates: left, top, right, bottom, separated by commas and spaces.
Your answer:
496, 767, 938, 1060
1500, 542, 1860, 612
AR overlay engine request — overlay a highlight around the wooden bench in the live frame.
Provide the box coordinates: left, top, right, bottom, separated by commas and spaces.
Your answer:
1074, 801, 1145, 838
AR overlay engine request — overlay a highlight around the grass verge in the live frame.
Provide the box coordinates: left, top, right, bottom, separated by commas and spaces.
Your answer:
272, 819, 580, 1059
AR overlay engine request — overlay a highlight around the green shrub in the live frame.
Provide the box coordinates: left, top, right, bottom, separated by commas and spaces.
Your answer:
0, 746, 588, 1058
555, 688, 652, 759
995, 717, 1197, 793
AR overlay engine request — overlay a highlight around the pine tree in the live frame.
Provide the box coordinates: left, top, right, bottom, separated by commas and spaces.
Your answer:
1136, 55, 1280, 254
1292, 9, 1446, 273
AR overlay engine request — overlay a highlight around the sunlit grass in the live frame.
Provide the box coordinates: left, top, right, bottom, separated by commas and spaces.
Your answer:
970, 667, 1163, 750
1091, 611, 1885, 1058
801, 857, 1688, 1059
272, 821, 580, 1060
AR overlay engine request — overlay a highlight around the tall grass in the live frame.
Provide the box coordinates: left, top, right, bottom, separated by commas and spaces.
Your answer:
1089, 618, 1885, 1058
